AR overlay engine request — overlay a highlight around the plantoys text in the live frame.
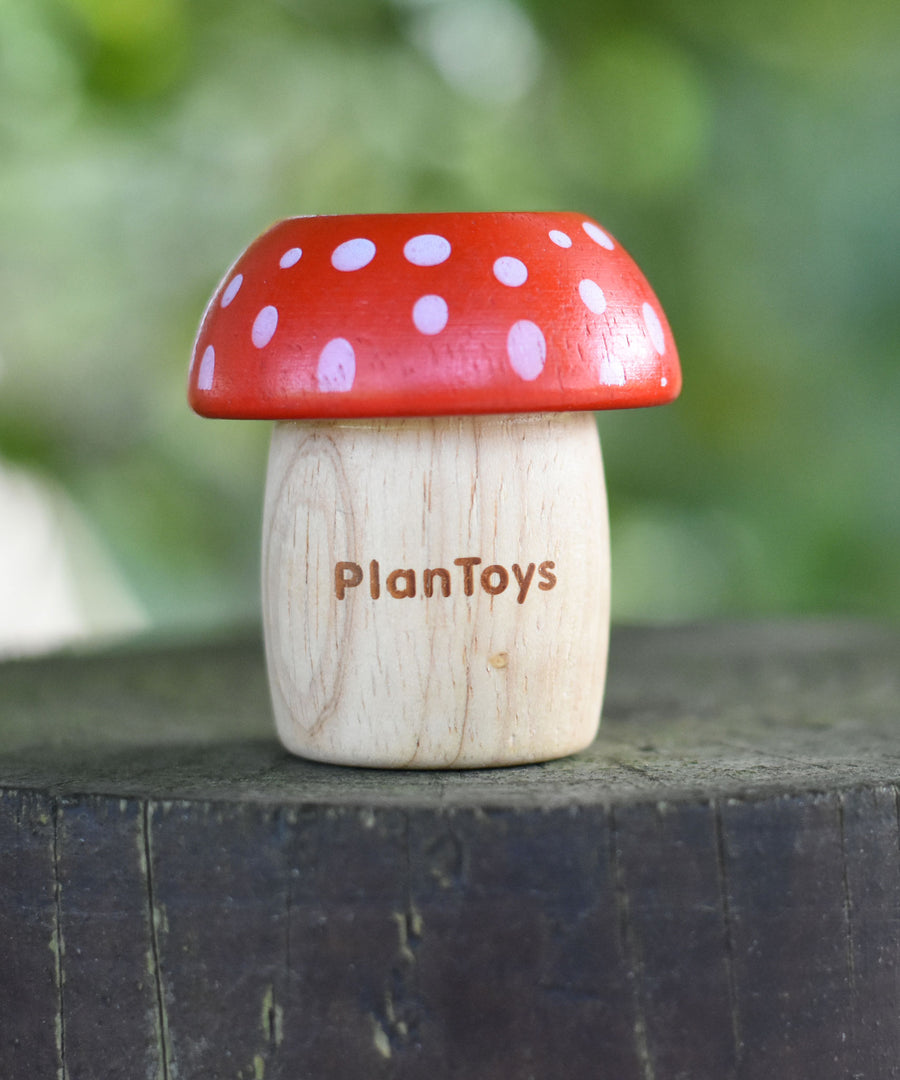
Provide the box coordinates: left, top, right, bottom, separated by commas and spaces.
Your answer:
335, 557, 557, 604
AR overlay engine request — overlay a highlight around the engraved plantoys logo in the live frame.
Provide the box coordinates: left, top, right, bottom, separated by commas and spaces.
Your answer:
335, 557, 557, 604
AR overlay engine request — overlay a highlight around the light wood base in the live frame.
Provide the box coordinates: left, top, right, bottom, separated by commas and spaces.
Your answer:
261, 413, 609, 767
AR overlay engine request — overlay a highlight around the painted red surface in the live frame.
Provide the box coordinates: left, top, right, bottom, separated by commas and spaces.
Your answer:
189, 211, 680, 419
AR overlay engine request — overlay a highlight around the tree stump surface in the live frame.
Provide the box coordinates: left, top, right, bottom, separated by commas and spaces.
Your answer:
1, 619, 899, 1079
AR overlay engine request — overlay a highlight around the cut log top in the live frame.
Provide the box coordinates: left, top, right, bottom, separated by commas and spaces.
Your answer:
3, 621, 900, 1080
0, 619, 898, 805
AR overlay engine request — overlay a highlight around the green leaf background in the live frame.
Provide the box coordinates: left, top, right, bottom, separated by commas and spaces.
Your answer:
1, 0, 897, 643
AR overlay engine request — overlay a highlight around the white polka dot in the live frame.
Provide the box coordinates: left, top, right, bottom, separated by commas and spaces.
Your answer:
197, 346, 215, 390
221, 274, 242, 307
507, 320, 546, 381
642, 302, 666, 354
599, 353, 626, 386
578, 279, 607, 315
317, 338, 356, 393
252, 305, 278, 349
582, 221, 615, 250
494, 256, 528, 287
549, 230, 572, 248
331, 238, 376, 272
404, 234, 451, 266
413, 295, 449, 336
661, 376, 668, 388
279, 247, 302, 268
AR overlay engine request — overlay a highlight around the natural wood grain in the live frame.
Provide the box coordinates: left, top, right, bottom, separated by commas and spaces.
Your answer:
262, 413, 609, 767
2, 621, 900, 1079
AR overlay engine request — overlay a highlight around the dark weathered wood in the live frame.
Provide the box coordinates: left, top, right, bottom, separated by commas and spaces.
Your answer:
719, 792, 852, 1079
146, 801, 294, 1078
56, 797, 162, 1079
838, 786, 900, 1075
405, 805, 643, 1078
614, 800, 738, 1078
1, 620, 899, 1079
0, 791, 58, 1079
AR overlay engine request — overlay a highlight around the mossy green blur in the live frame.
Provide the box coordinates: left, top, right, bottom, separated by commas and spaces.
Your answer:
0, 0, 897, 641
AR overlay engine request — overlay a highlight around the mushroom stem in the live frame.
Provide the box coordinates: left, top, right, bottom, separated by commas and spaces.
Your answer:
261, 412, 609, 768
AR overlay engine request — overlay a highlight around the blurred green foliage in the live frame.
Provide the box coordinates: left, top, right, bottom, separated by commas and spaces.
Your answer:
1, 0, 898, 639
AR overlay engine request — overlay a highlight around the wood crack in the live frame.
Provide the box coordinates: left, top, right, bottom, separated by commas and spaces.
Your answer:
142, 802, 171, 1080
51, 800, 67, 1080
837, 793, 859, 1070
609, 808, 655, 1080
713, 799, 742, 1073
714, 737, 836, 771
609, 758, 660, 782
285, 852, 294, 987
377, 810, 424, 1057
837, 796, 857, 997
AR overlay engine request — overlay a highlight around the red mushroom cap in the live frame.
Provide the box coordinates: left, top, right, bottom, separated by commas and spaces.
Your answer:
188, 211, 680, 419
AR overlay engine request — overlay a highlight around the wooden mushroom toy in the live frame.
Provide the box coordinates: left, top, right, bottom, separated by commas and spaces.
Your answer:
189, 212, 680, 768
